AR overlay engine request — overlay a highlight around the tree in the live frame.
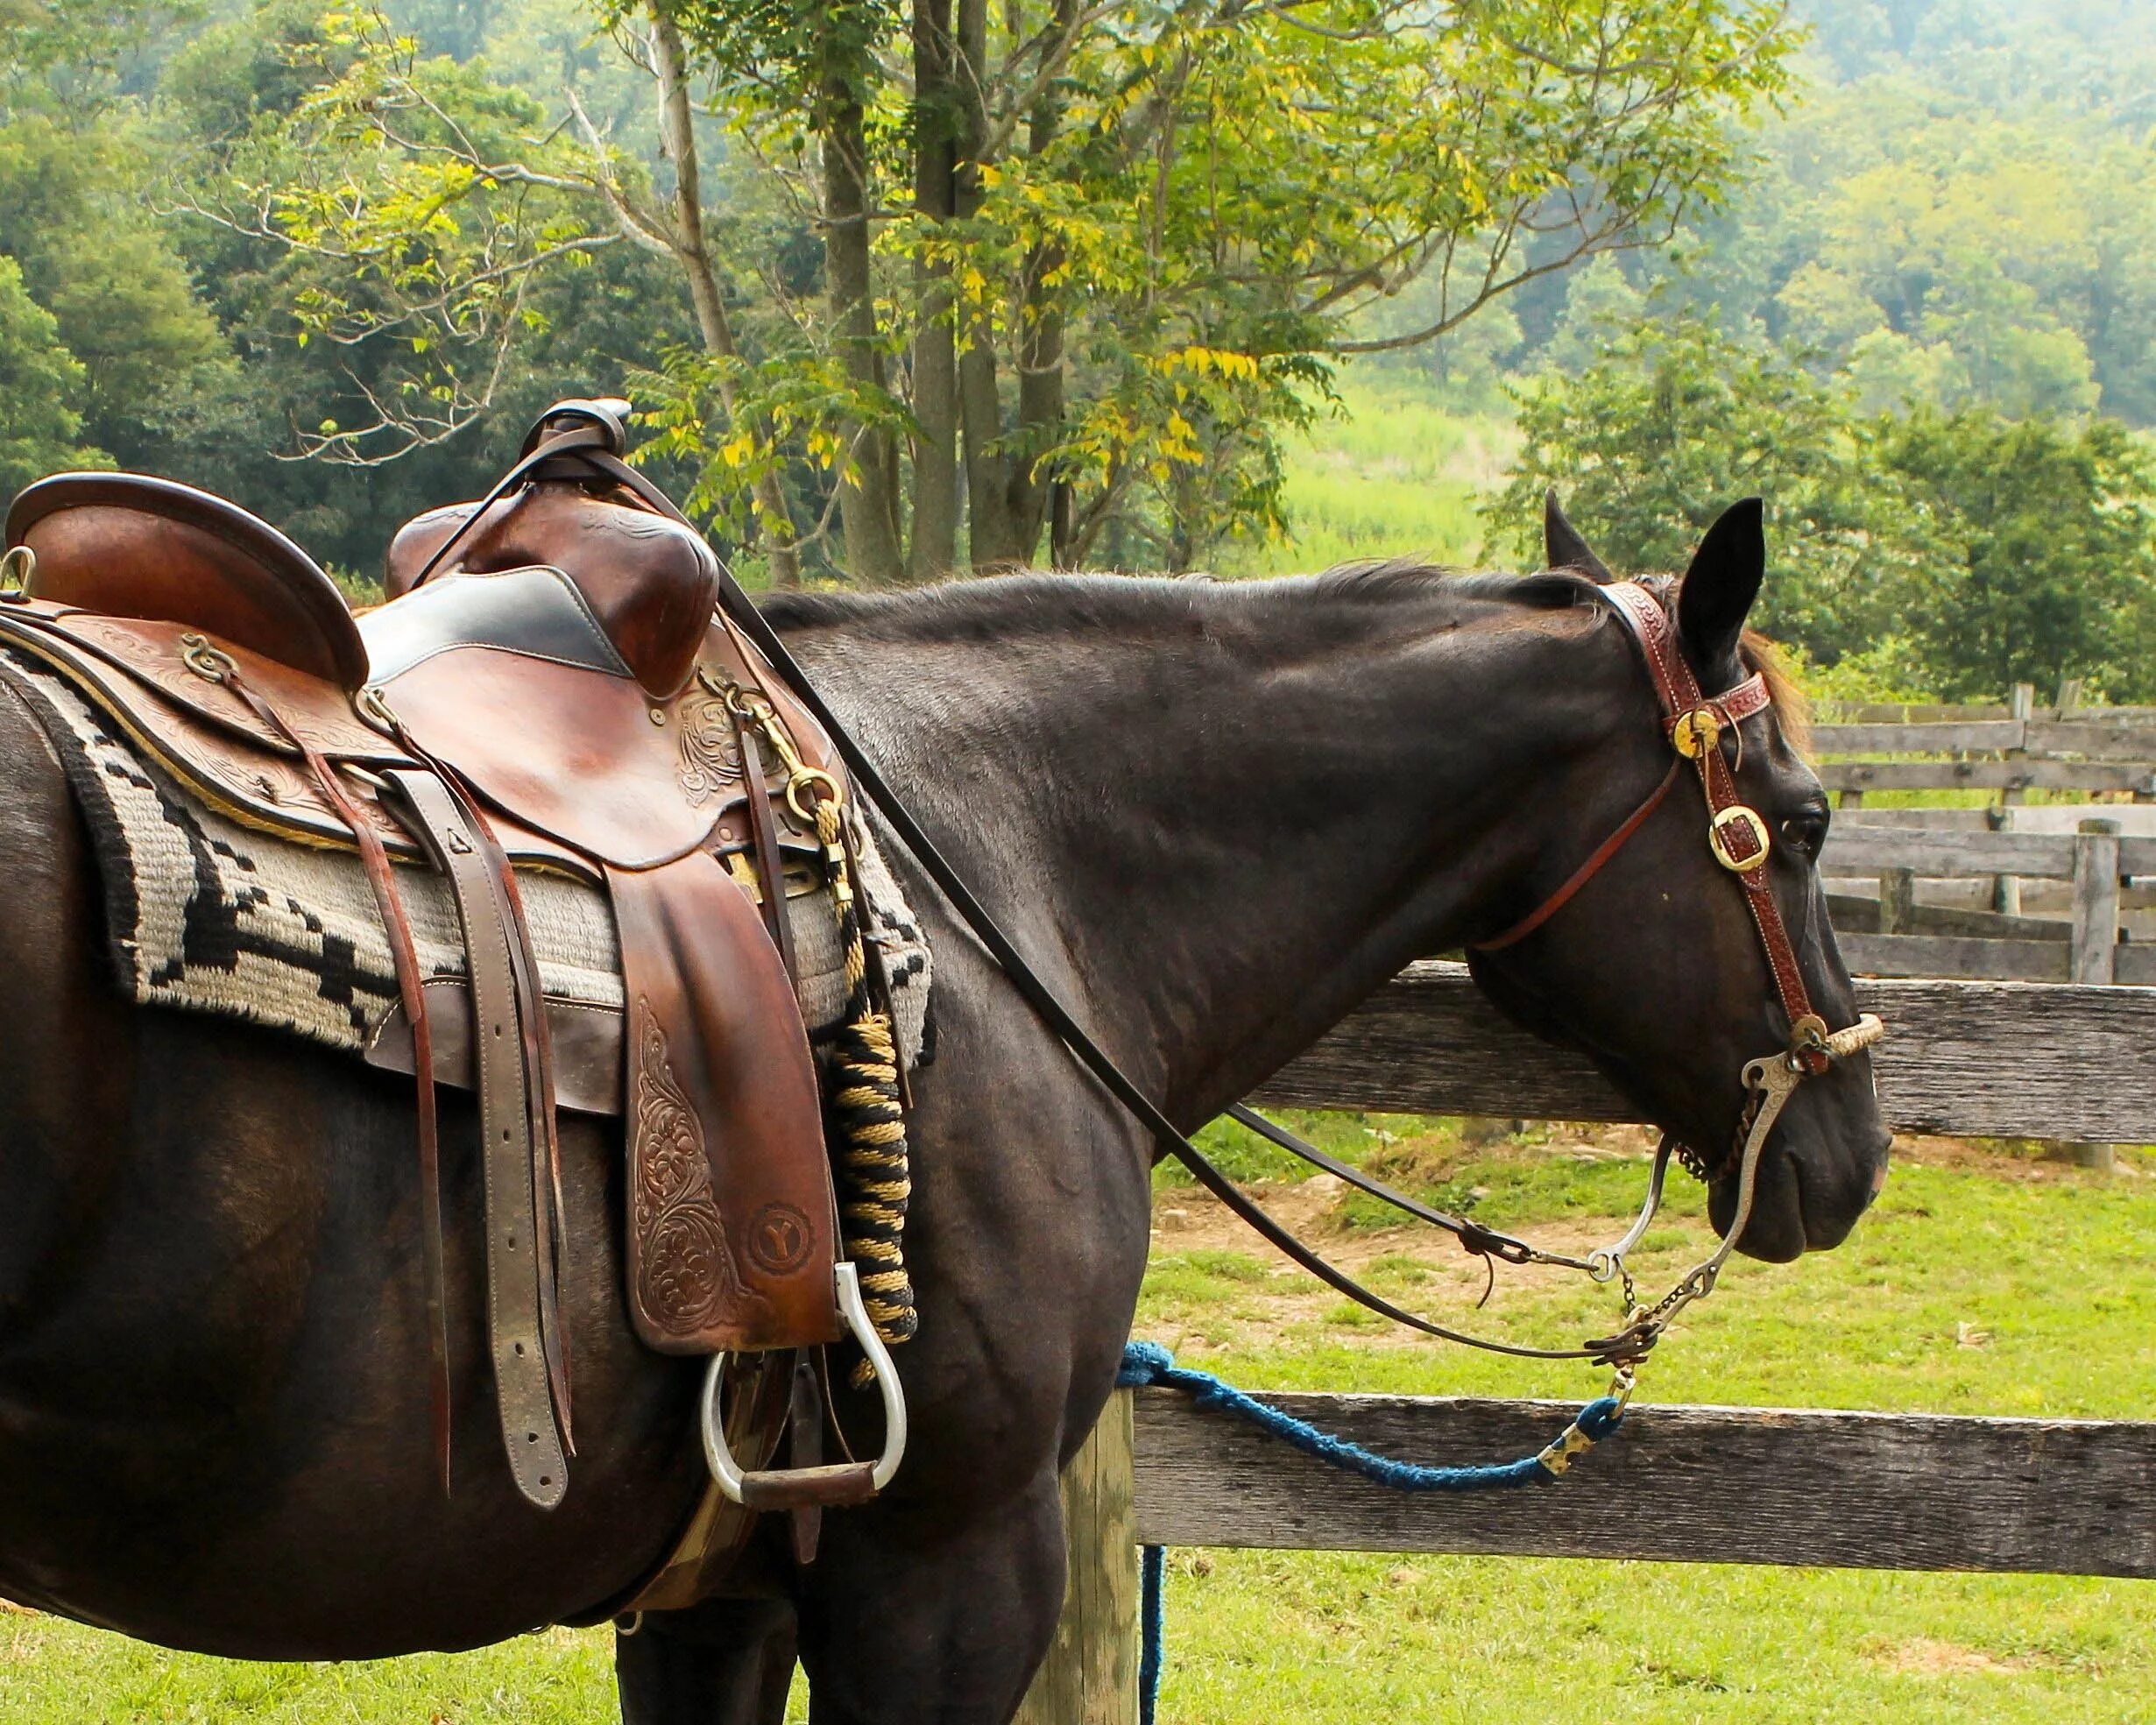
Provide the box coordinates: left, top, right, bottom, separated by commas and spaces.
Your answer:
0, 255, 106, 492
1486, 318, 2156, 700
1485, 312, 1922, 662
201, 0, 1801, 581
1884, 409, 2156, 700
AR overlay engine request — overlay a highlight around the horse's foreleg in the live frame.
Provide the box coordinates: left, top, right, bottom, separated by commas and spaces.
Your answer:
616, 1596, 799, 1725
794, 1468, 1066, 1725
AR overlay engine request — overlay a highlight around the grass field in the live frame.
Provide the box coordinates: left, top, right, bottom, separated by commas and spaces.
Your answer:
1214, 376, 1516, 578
6, 1121, 2152, 1722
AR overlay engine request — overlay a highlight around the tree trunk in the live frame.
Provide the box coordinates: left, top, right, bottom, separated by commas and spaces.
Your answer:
821, 40, 906, 587
908, 0, 961, 583
954, 0, 1024, 570
650, 13, 801, 587
1005, 0, 1077, 565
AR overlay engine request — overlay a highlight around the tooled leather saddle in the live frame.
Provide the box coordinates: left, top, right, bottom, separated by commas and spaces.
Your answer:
0, 401, 897, 1545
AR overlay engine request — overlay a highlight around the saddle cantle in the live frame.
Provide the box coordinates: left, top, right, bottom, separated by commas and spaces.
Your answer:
0, 401, 909, 1534
6, 470, 369, 690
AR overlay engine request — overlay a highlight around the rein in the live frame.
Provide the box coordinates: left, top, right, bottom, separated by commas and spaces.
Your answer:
496, 417, 1879, 1378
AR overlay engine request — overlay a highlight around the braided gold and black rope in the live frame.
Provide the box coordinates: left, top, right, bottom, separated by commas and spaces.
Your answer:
716, 668, 920, 1381
813, 797, 918, 1381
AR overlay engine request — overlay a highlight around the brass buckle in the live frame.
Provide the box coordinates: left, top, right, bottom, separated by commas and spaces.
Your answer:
1671, 706, 1721, 759
1789, 1013, 1828, 1050
1707, 804, 1771, 873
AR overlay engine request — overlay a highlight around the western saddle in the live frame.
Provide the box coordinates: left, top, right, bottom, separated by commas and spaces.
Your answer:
0, 401, 906, 1563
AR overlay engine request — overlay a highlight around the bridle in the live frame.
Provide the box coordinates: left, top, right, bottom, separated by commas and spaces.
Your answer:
1222, 578, 1884, 1377
450, 411, 1882, 1390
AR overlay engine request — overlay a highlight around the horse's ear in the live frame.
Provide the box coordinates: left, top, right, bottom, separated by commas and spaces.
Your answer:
1543, 491, 1613, 583
1678, 498, 1766, 677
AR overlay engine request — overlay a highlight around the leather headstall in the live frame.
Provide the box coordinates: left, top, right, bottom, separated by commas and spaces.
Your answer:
1474, 580, 1830, 1083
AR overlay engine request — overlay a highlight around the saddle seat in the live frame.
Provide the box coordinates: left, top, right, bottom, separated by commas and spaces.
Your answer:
0, 402, 897, 1538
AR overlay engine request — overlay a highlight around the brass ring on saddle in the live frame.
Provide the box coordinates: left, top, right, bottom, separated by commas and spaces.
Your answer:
1707, 804, 1771, 873
178, 632, 237, 685
0, 543, 34, 599
352, 684, 399, 735
784, 767, 842, 823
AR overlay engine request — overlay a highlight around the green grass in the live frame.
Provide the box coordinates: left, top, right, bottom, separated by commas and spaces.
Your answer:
1215, 377, 1516, 576
1135, 1134, 2156, 1725
11, 1131, 2147, 1721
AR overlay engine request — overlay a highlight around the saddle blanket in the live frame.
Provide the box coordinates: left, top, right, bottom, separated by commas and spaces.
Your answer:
0, 650, 930, 1066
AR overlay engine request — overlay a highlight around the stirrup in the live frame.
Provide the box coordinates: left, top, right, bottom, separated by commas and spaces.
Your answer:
698, 1262, 908, 1509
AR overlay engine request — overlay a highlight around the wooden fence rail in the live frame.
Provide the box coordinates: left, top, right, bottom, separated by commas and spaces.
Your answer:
1129, 1390, 2156, 1577
1014, 949, 2156, 1721
1255, 960, 2156, 1143
1016, 1386, 2156, 1718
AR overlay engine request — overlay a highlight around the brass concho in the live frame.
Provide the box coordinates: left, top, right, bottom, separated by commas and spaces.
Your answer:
1671, 706, 1721, 759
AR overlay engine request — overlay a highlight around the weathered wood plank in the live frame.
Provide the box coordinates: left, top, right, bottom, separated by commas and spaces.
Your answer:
1015, 1393, 1139, 1725
2025, 718, 2156, 760
1818, 760, 2156, 795
1836, 932, 2071, 982
1812, 717, 2156, 760
1820, 824, 2156, 880
1816, 702, 2011, 724
2072, 824, 2123, 986
1813, 719, 2029, 754
1841, 807, 1995, 831
1253, 962, 2156, 1142
2004, 803, 2156, 838
1130, 1390, 2156, 1578
1823, 825, 2076, 878
1877, 866, 1916, 937
1825, 893, 2068, 941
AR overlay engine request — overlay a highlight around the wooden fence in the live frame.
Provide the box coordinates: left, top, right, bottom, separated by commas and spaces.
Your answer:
1806, 682, 2156, 997
1014, 961, 2156, 1720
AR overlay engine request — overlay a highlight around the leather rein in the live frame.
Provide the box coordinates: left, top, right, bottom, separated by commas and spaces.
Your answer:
512, 432, 1882, 1375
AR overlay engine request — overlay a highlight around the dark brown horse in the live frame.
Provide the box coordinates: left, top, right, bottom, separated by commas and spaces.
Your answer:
0, 501, 1887, 1721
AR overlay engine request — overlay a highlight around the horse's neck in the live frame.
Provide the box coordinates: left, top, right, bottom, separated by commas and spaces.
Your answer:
788, 577, 1620, 1124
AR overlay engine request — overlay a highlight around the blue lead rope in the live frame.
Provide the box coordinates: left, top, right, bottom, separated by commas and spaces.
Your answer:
1114, 1340, 1628, 1724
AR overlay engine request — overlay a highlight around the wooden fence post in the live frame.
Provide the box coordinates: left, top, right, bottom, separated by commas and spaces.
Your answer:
1014, 1390, 1140, 1725
2061, 818, 2122, 1171
1993, 683, 2035, 915
1877, 866, 1916, 936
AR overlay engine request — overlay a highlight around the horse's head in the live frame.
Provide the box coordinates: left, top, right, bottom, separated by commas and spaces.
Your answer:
1467, 495, 1890, 1262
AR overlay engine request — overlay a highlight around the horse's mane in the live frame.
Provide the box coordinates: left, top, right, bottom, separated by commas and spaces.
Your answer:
758, 560, 1597, 637
760, 562, 1808, 748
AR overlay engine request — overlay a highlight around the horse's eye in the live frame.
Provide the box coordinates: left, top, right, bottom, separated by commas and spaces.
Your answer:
1782, 813, 1827, 859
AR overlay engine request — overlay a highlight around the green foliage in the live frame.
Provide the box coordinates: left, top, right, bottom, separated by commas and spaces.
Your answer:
1886, 409, 2156, 700
1486, 312, 2156, 696
0, 108, 230, 469
1624, 43, 2156, 427
1487, 313, 1921, 661
0, 255, 106, 491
